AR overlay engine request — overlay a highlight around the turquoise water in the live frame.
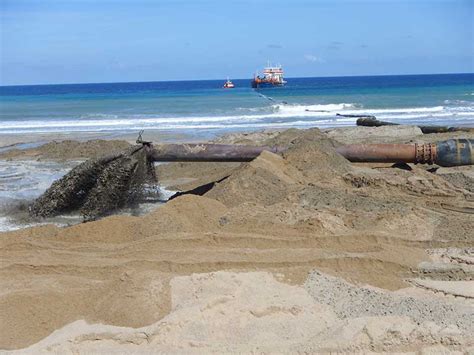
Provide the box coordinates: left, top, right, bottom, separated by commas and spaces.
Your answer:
0, 74, 473, 138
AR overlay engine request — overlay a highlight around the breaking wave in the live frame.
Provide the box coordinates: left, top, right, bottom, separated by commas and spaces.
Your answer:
1, 102, 473, 134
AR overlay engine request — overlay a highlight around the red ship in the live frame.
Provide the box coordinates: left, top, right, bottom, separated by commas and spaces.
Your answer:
251, 63, 287, 88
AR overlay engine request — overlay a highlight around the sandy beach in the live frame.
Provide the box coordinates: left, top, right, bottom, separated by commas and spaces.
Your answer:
0, 125, 473, 353
2, 0, 472, 351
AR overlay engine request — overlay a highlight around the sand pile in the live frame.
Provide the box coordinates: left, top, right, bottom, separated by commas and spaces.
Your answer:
206, 129, 349, 205
1, 127, 473, 352
206, 150, 303, 207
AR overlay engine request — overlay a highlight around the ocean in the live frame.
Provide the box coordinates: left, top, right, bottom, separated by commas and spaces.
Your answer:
1, 73, 473, 139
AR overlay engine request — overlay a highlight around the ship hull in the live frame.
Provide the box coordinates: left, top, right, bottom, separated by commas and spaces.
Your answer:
251, 80, 284, 88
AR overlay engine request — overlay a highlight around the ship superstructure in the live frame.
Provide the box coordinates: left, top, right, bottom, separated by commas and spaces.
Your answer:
223, 78, 235, 88
251, 63, 286, 88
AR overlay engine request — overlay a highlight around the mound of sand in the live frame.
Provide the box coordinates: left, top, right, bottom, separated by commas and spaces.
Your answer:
206, 150, 304, 207
1, 127, 473, 352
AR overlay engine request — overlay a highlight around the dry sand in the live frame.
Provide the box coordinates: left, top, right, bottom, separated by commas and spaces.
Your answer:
0, 126, 473, 353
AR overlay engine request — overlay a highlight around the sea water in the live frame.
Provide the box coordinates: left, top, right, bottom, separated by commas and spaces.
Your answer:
1, 74, 473, 138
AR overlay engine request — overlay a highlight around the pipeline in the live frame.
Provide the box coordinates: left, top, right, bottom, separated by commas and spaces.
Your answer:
144, 140, 474, 167
356, 117, 474, 134
335, 139, 474, 167
145, 143, 286, 162
30, 138, 473, 221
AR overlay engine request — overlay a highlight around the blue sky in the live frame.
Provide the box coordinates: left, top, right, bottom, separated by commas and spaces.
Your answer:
1, 0, 473, 85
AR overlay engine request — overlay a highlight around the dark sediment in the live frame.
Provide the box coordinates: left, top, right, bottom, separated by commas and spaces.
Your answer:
30, 145, 155, 221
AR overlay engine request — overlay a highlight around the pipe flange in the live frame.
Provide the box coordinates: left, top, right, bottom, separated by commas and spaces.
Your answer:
415, 143, 436, 164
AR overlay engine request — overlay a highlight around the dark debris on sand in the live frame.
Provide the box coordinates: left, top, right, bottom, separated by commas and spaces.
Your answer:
29, 145, 156, 222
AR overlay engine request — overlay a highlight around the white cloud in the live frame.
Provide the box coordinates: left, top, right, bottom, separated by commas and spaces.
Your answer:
304, 54, 325, 63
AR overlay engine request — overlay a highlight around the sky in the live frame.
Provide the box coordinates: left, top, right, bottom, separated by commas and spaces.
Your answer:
0, 0, 473, 85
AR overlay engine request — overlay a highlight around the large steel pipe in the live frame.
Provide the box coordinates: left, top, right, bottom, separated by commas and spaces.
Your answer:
336, 139, 473, 167
145, 143, 286, 162
335, 144, 416, 163
144, 140, 473, 167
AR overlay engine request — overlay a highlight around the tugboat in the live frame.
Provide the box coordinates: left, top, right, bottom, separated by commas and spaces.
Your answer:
223, 78, 235, 89
251, 63, 286, 88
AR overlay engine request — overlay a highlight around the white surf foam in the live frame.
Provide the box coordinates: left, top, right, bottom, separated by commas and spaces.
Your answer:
1, 103, 473, 134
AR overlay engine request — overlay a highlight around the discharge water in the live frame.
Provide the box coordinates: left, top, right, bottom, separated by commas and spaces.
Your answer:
0, 158, 174, 232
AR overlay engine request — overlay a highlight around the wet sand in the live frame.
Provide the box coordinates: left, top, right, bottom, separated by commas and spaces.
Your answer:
0, 126, 473, 353
0, 129, 227, 150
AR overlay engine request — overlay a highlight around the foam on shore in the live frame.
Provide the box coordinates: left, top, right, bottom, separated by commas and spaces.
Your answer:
1, 103, 473, 134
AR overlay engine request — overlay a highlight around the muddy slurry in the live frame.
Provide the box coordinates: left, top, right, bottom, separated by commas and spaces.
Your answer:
29, 145, 157, 221
1, 127, 473, 352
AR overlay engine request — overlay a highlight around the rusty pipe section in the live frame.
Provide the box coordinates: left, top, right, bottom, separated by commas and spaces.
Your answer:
335, 139, 473, 167
145, 143, 286, 162
144, 140, 473, 167
335, 143, 417, 163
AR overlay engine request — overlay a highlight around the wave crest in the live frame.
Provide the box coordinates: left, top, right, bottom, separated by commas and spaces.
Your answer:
1, 103, 473, 134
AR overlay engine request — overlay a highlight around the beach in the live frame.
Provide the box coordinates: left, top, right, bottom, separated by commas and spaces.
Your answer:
2, 0, 473, 350
0, 125, 473, 353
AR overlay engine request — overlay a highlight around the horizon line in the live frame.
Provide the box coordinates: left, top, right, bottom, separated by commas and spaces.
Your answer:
1, 72, 473, 88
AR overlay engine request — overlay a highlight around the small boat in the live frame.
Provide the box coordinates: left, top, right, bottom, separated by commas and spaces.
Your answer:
223, 78, 235, 89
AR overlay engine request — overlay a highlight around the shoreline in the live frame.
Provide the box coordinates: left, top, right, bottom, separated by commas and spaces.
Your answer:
2, 123, 473, 159
2, 118, 474, 150
0, 129, 207, 150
